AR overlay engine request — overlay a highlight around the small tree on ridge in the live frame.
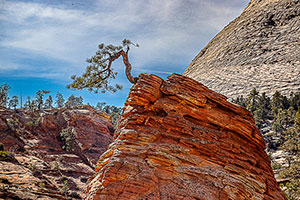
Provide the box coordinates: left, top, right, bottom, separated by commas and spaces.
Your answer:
67, 39, 139, 93
44, 95, 53, 109
36, 90, 50, 110
8, 95, 19, 110
0, 84, 11, 108
55, 92, 65, 108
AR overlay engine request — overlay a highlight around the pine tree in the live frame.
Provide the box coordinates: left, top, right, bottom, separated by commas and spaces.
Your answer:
35, 90, 50, 110
246, 88, 259, 113
55, 92, 65, 108
289, 92, 300, 111
24, 96, 31, 110
31, 100, 36, 111
259, 92, 271, 118
232, 95, 246, 107
294, 109, 300, 129
287, 106, 296, 125
44, 95, 53, 109
0, 84, 11, 108
76, 96, 83, 106
100, 104, 122, 125
65, 95, 83, 108
8, 95, 19, 110
272, 109, 289, 132
245, 88, 266, 127
95, 102, 106, 110
67, 39, 138, 93
271, 91, 287, 118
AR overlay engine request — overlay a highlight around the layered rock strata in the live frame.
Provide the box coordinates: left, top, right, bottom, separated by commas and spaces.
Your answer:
183, 0, 300, 99
0, 105, 113, 199
86, 74, 286, 200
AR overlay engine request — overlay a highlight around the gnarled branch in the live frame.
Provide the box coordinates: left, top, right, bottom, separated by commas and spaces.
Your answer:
67, 39, 138, 93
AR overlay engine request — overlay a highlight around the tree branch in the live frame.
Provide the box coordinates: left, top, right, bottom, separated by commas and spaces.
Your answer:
120, 49, 137, 84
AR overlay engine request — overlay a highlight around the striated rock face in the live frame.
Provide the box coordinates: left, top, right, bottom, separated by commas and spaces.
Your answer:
86, 74, 286, 200
0, 105, 113, 199
183, 0, 300, 99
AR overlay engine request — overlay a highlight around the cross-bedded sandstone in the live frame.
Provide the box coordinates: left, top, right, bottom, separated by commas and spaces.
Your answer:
86, 73, 286, 200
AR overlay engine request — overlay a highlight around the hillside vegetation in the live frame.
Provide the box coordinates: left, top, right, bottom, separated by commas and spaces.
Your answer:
233, 90, 300, 199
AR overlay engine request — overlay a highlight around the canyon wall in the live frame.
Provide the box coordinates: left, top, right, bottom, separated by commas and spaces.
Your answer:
0, 105, 113, 199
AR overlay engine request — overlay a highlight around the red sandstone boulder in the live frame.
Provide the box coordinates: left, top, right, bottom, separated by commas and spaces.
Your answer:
86, 74, 286, 200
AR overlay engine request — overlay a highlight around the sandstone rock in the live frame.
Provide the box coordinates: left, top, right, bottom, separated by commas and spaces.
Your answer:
183, 0, 300, 99
86, 74, 286, 200
0, 105, 113, 199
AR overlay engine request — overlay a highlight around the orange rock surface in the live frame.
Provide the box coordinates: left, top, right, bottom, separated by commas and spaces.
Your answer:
86, 73, 286, 200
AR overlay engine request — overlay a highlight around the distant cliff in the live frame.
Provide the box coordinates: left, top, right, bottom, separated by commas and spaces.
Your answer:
0, 105, 113, 199
86, 73, 286, 200
183, 0, 300, 99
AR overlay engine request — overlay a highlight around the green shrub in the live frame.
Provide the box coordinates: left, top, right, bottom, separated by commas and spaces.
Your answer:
271, 161, 282, 170
280, 179, 300, 200
59, 127, 77, 151
26, 116, 42, 126
0, 151, 9, 157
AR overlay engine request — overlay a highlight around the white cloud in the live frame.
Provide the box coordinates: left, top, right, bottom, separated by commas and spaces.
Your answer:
0, 0, 248, 80
0, 62, 20, 71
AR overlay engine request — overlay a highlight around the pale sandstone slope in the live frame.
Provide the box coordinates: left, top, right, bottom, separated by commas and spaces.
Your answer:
183, 0, 300, 99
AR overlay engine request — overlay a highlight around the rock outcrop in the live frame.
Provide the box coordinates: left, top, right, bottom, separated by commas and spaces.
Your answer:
0, 105, 113, 199
86, 74, 286, 200
183, 0, 300, 99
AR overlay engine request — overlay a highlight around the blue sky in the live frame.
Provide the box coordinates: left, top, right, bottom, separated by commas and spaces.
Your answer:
0, 0, 249, 107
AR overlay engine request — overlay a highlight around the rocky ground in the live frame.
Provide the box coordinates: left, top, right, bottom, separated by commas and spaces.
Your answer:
0, 105, 113, 199
183, 0, 300, 99
86, 73, 286, 200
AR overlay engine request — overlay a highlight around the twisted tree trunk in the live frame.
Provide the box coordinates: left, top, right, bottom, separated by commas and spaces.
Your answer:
120, 50, 137, 84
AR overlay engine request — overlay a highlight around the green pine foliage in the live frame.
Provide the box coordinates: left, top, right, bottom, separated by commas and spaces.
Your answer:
59, 127, 77, 152
55, 92, 65, 108
44, 95, 53, 109
24, 96, 32, 110
233, 90, 299, 131
95, 102, 122, 126
233, 90, 300, 198
67, 39, 138, 93
8, 96, 19, 110
35, 90, 50, 110
0, 84, 11, 108
65, 95, 83, 108
233, 89, 273, 128
281, 179, 300, 200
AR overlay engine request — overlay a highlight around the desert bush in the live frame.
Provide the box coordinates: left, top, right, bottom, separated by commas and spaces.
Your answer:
59, 127, 77, 151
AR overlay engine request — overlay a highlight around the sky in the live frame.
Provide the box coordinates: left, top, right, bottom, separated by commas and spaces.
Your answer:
0, 0, 249, 107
